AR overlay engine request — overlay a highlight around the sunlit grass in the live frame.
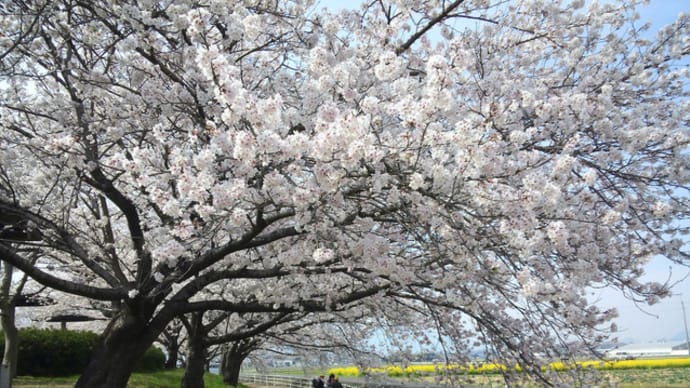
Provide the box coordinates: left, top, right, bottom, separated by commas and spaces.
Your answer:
13, 369, 238, 388
603, 366, 690, 387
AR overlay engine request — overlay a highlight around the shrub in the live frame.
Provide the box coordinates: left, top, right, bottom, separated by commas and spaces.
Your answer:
0, 328, 165, 376
135, 346, 166, 372
0, 328, 98, 376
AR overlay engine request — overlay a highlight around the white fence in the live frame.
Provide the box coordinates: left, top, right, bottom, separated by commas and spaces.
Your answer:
239, 374, 356, 387
239, 373, 438, 387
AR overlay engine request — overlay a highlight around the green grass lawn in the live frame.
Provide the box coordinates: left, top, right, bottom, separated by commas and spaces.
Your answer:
405, 368, 690, 387
602, 367, 690, 388
12, 366, 690, 387
256, 364, 690, 388
397, 368, 690, 387
13, 369, 245, 388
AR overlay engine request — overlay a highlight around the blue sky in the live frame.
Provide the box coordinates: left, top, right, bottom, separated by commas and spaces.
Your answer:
596, 0, 690, 344
316, 0, 690, 343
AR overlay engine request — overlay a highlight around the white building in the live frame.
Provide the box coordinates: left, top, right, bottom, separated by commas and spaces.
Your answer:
604, 342, 690, 359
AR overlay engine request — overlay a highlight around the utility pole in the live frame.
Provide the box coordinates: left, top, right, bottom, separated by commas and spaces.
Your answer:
682, 299, 690, 357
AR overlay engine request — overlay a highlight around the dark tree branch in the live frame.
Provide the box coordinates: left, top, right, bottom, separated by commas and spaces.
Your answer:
179, 210, 297, 282
206, 312, 293, 346
0, 244, 126, 301
395, 0, 466, 55
0, 200, 121, 286
165, 283, 391, 319
82, 170, 150, 285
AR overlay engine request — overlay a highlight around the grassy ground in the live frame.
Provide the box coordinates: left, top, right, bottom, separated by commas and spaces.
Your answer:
603, 367, 690, 387
13, 369, 244, 388
320, 357, 690, 387
12, 367, 690, 387
367, 368, 690, 387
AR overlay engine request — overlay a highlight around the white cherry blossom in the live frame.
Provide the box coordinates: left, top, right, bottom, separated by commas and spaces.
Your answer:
0, 0, 688, 386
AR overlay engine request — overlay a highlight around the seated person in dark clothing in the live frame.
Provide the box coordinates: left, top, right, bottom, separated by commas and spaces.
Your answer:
331, 377, 343, 388
312, 375, 325, 388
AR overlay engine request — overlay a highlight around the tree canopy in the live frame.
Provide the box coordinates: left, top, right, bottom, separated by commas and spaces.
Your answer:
1, 0, 688, 386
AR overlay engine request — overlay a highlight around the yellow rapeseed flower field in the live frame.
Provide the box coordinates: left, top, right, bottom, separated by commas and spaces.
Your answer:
328, 357, 690, 378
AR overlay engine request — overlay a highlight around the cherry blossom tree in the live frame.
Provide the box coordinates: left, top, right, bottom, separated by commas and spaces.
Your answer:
1, 0, 689, 386
220, 337, 259, 386
0, 261, 35, 379
0, 215, 45, 379
218, 308, 384, 385
179, 310, 294, 388
179, 301, 377, 387
158, 319, 186, 370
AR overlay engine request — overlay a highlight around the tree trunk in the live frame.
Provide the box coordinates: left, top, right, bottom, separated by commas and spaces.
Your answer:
164, 336, 179, 369
221, 350, 247, 387
181, 339, 206, 388
220, 339, 257, 387
181, 313, 206, 388
1, 306, 18, 379
0, 262, 18, 380
160, 320, 183, 370
74, 306, 157, 388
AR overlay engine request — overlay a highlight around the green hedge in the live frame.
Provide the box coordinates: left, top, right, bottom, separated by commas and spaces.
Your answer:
136, 346, 166, 372
0, 328, 164, 376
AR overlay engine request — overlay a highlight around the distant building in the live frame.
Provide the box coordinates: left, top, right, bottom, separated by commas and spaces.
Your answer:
671, 342, 690, 352
604, 342, 690, 359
